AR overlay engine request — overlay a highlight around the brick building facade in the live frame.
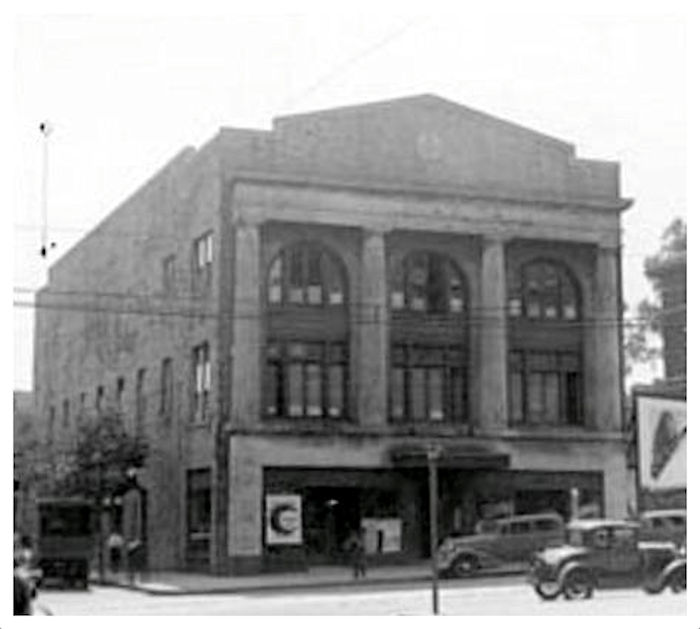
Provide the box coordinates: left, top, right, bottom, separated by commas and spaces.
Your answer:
34, 95, 632, 572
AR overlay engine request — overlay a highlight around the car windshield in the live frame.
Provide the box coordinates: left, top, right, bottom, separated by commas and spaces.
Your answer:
475, 520, 500, 535
566, 528, 586, 547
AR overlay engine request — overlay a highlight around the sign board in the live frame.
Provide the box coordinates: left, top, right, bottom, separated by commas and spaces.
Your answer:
265, 494, 302, 545
637, 395, 686, 491
360, 518, 402, 554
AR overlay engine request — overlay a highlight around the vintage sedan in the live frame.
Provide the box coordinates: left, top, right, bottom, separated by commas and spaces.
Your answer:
528, 519, 685, 600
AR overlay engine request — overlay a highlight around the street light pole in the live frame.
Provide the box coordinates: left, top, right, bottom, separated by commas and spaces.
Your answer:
427, 444, 442, 615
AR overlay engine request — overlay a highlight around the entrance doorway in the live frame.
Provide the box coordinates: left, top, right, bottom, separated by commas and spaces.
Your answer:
303, 487, 360, 564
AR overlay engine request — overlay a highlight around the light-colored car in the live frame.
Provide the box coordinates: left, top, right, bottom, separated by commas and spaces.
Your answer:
437, 512, 565, 578
638, 509, 686, 548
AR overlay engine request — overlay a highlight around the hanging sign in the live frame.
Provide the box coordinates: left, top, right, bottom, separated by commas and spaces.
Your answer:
265, 494, 303, 545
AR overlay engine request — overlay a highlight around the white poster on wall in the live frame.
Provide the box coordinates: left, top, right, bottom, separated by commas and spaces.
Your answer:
265, 494, 303, 545
637, 395, 686, 491
360, 518, 402, 554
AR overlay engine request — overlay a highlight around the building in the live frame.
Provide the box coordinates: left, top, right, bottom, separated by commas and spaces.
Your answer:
34, 94, 632, 573
14, 390, 38, 535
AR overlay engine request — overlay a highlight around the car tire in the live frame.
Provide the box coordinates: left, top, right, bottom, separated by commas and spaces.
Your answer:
534, 582, 561, 601
562, 570, 594, 600
668, 567, 686, 593
451, 555, 479, 578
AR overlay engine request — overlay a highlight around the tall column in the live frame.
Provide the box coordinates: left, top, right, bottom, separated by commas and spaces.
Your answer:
231, 219, 262, 428
479, 236, 508, 431
594, 245, 623, 432
358, 228, 388, 426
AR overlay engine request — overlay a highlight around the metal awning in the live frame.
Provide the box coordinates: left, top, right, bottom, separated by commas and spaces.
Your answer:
389, 443, 510, 469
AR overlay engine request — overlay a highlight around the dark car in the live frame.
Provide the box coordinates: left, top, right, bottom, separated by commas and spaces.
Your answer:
528, 519, 685, 600
437, 513, 565, 577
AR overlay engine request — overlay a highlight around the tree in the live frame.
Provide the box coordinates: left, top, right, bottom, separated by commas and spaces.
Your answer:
624, 217, 686, 377
58, 411, 149, 500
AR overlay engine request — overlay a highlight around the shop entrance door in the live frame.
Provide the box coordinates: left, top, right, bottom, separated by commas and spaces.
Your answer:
303, 488, 360, 564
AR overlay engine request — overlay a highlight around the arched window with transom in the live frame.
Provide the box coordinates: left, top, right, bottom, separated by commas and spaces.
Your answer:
507, 259, 584, 427
508, 260, 580, 321
390, 251, 469, 424
267, 243, 346, 308
390, 252, 466, 314
265, 242, 349, 421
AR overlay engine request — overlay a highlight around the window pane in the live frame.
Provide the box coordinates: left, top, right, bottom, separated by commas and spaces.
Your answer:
289, 249, 304, 303
527, 373, 544, 422
565, 373, 581, 424
391, 291, 405, 309
265, 363, 282, 416
410, 368, 426, 420
448, 266, 464, 313
206, 233, 213, 263
450, 368, 464, 422
268, 257, 282, 303
428, 368, 444, 421
391, 368, 405, 420
288, 363, 304, 417
328, 365, 345, 418
509, 372, 523, 424
426, 256, 448, 312
306, 363, 322, 417
544, 372, 560, 423
408, 255, 428, 311
508, 297, 522, 317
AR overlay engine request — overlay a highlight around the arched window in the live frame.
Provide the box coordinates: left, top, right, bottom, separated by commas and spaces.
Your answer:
391, 252, 466, 314
508, 260, 580, 321
267, 243, 346, 307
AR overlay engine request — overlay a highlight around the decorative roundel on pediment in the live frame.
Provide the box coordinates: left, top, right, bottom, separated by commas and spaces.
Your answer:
416, 131, 444, 161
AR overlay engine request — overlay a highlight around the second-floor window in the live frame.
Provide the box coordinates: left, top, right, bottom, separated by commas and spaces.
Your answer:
116, 377, 125, 413
193, 343, 211, 423
62, 399, 70, 429
96, 386, 104, 414
390, 344, 467, 423
192, 232, 214, 292
508, 350, 582, 426
160, 357, 173, 420
264, 341, 348, 419
508, 260, 579, 320
136, 368, 147, 434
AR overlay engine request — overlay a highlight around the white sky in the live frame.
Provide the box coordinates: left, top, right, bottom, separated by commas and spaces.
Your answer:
10, 9, 688, 391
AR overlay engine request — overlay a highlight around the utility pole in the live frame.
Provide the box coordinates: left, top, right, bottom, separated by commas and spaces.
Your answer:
39, 121, 55, 258
427, 444, 442, 615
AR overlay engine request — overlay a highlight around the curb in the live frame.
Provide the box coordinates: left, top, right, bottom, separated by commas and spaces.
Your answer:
92, 568, 526, 597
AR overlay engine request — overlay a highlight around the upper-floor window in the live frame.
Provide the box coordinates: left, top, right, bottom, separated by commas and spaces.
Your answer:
390, 344, 467, 423
62, 399, 70, 429
192, 232, 214, 292
96, 385, 104, 414
136, 368, 147, 434
391, 252, 466, 314
116, 377, 125, 413
267, 243, 346, 307
264, 341, 348, 420
48, 405, 55, 444
508, 260, 580, 321
193, 343, 211, 424
163, 254, 176, 294
160, 357, 174, 420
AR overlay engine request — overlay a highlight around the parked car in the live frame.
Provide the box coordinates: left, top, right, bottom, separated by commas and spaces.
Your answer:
638, 509, 686, 548
437, 512, 565, 578
528, 519, 685, 600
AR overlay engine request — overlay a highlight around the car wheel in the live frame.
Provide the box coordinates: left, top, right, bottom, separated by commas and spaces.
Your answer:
562, 571, 594, 600
451, 555, 479, 578
534, 581, 561, 601
668, 567, 686, 593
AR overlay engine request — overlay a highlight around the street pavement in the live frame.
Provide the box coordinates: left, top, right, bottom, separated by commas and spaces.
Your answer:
36, 577, 686, 616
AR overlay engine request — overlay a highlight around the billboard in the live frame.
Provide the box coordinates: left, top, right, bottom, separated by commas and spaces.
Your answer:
636, 395, 686, 491
265, 494, 303, 545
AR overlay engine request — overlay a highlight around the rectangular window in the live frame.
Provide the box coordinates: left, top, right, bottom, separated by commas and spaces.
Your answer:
161, 358, 173, 419
136, 369, 147, 433
288, 363, 304, 417
192, 232, 214, 292
526, 372, 544, 422
96, 386, 104, 414
289, 249, 305, 304
305, 363, 322, 417
543, 372, 560, 423
116, 377, 125, 412
163, 255, 176, 294
193, 344, 210, 423
62, 399, 70, 429
327, 364, 345, 418
509, 372, 524, 424
450, 367, 465, 422
410, 368, 426, 421
48, 406, 55, 443
428, 368, 444, 421
390, 368, 405, 420
79, 393, 86, 420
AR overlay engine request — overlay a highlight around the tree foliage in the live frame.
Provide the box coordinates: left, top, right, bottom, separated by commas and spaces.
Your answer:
58, 411, 149, 500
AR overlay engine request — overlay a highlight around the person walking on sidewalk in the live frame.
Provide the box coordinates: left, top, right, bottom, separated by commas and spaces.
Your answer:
346, 528, 367, 579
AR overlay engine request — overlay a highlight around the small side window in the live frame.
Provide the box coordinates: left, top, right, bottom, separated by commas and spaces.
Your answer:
669, 516, 685, 527
510, 521, 531, 535
535, 518, 560, 532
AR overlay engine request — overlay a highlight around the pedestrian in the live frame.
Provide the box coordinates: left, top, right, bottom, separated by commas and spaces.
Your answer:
107, 530, 124, 574
346, 528, 367, 579
14, 560, 32, 615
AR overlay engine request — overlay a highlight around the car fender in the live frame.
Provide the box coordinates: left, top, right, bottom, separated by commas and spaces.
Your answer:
556, 561, 596, 588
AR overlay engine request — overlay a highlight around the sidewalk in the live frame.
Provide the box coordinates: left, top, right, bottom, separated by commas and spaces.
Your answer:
95, 562, 527, 596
